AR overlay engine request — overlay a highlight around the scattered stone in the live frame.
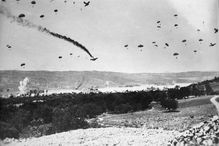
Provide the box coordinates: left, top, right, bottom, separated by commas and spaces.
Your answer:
2, 127, 180, 146
212, 115, 219, 122
169, 115, 219, 145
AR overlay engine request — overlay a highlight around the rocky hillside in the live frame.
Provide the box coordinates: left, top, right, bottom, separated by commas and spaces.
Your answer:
169, 115, 219, 145
1, 127, 179, 146
2, 116, 219, 146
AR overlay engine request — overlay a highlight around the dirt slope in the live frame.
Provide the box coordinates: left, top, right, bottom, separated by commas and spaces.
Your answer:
1, 127, 179, 146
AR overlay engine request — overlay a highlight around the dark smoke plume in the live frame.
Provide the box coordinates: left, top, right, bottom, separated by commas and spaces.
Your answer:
38, 27, 94, 58
0, 6, 96, 59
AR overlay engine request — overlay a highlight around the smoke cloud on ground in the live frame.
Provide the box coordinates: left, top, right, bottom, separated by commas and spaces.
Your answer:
18, 77, 29, 95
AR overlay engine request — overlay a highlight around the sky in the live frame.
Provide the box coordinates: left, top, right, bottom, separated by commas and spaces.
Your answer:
0, 0, 218, 73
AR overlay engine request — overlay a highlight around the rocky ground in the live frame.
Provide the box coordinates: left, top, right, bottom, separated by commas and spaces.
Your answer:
2, 116, 219, 146
169, 115, 219, 146
1, 127, 179, 146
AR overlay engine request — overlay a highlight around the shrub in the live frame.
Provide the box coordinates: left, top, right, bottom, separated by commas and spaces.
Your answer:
0, 121, 19, 139
76, 103, 104, 118
114, 103, 133, 114
10, 109, 31, 132
20, 124, 52, 138
51, 107, 89, 133
51, 107, 69, 133
32, 104, 53, 124
160, 98, 178, 111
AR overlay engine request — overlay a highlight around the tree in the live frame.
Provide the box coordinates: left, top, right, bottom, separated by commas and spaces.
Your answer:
114, 103, 133, 114
0, 121, 19, 139
77, 103, 103, 118
160, 98, 178, 111
10, 109, 31, 132
51, 106, 89, 133
205, 83, 214, 95
32, 104, 53, 124
167, 88, 180, 99
180, 87, 190, 98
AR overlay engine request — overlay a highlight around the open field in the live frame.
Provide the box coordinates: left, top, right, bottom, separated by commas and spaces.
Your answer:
96, 95, 217, 132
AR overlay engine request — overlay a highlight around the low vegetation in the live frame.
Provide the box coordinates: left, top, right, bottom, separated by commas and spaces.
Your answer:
0, 77, 218, 139
96, 96, 217, 132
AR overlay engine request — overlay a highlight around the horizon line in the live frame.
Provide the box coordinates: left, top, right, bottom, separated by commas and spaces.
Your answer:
0, 69, 219, 74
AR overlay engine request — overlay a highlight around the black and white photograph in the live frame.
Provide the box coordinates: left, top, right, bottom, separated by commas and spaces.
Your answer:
0, 0, 219, 145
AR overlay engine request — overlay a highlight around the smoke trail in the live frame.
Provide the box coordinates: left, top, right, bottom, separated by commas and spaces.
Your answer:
0, 6, 95, 59
40, 28, 95, 58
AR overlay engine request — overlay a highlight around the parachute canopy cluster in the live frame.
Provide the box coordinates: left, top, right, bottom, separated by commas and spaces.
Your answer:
122, 13, 217, 59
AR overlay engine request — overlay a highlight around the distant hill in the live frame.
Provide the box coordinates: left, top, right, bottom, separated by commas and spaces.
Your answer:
190, 76, 219, 94
0, 70, 219, 96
